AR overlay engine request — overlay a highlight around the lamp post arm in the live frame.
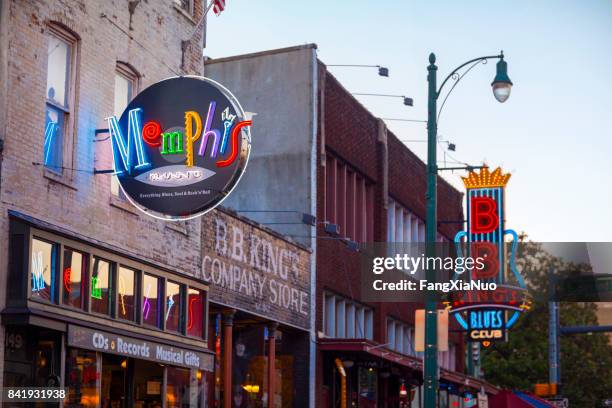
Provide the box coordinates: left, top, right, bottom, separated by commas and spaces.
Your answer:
436, 54, 502, 98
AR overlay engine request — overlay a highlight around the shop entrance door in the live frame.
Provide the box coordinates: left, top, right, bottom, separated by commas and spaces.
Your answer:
101, 354, 128, 408
133, 360, 164, 408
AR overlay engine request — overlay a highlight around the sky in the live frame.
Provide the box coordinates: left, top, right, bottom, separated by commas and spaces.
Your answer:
204, 0, 612, 242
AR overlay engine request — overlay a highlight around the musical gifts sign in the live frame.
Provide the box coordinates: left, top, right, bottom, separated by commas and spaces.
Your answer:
199, 210, 311, 330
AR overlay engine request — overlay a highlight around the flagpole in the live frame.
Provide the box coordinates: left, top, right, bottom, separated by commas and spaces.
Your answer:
181, 0, 215, 72
188, 0, 216, 42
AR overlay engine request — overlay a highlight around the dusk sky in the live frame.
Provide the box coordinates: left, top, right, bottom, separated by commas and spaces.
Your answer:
204, 0, 612, 242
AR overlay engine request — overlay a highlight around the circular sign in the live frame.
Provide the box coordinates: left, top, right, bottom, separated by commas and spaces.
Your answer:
109, 76, 251, 220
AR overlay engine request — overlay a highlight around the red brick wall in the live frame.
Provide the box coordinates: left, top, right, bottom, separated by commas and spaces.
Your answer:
315, 66, 466, 402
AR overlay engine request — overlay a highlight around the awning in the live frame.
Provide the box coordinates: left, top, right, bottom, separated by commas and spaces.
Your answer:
489, 390, 555, 407
318, 338, 499, 394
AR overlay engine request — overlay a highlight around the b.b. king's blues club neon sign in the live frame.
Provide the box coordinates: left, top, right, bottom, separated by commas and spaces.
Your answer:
447, 167, 530, 348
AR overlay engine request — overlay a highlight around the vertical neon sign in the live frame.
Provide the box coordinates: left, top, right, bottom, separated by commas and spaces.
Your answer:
451, 167, 528, 346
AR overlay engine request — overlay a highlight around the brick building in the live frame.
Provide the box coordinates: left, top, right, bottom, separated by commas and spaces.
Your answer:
205, 45, 498, 407
0, 2, 314, 407
0, 0, 212, 404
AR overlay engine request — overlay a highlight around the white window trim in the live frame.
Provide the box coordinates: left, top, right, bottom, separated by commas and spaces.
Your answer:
43, 23, 79, 186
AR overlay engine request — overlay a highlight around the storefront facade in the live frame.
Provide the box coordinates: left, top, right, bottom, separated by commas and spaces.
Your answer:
3, 214, 214, 407
200, 209, 312, 408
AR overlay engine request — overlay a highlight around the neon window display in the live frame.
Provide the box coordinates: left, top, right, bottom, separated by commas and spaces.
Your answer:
117, 266, 136, 322
62, 248, 87, 309
187, 288, 204, 338
30, 238, 57, 303
91, 257, 111, 315
142, 273, 161, 327
165, 281, 183, 333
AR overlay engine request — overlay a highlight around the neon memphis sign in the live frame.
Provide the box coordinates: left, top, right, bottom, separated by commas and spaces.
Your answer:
105, 76, 251, 220
448, 167, 529, 347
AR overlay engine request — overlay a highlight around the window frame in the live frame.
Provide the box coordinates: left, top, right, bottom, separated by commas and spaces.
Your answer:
116, 264, 138, 323
89, 255, 114, 317
29, 236, 60, 304
25, 227, 209, 341
110, 62, 140, 200
61, 246, 89, 310
43, 23, 79, 181
176, 0, 195, 17
322, 291, 374, 340
386, 317, 417, 356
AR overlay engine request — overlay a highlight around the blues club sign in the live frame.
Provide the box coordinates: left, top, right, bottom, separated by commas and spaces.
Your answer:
106, 76, 252, 220
447, 167, 530, 347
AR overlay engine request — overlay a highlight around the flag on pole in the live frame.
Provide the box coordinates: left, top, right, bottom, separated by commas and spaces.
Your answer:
212, 0, 226, 16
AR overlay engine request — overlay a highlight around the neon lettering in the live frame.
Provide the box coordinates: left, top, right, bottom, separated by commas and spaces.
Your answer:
187, 297, 199, 330
119, 276, 127, 316
198, 101, 220, 158
31, 252, 46, 292
91, 276, 102, 299
184, 110, 202, 167
142, 121, 162, 147
165, 295, 175, 322
470, 196, 499, 234
106, 108, 151, 174
471, 242, 499, 279
161, 131, 183, 154
63, 267, 72, 294
43, 121, 58, 166
217, 120, 252, 168
220, 107, 236, 154
142, 283, 152, 320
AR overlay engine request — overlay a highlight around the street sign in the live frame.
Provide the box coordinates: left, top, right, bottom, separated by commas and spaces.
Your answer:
602, 399, 612, 407
546, 398, 569, 408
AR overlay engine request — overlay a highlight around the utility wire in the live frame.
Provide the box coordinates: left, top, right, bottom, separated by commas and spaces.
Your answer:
99, 13, 182, 77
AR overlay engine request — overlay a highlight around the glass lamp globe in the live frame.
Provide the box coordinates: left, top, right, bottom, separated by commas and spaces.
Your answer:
491, 57, 513, 103
492, 82, 512, 103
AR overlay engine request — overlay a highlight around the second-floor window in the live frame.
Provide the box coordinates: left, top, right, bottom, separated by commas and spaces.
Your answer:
44, 26, 77, 173
177, 0, 194, 15
111, 64, 138, 197
386, 317, 417, 356
325, 154, 374, 243
26, 228, 207, 339
323, 292, 373, 340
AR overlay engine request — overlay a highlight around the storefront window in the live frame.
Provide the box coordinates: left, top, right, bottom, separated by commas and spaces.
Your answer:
187, 288, 204, 338
101, 354, 127, 408
117, 266, 136, 322
91, 257, 112, 315
30, 238, 58, 303
142, 274, 161, 327
166, 281, 183, 333
166, 366, 190, 408
66, 348, 98, 407
358, 367, 377, 406
233, 326, 266, 407
62, 248, 87, 309
133, 360, 163, 407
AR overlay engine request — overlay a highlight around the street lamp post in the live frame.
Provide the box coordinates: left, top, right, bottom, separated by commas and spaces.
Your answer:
423, 51, 512, 408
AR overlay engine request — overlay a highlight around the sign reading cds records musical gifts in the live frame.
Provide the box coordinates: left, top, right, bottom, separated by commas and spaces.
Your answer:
106, 76, 252, 220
